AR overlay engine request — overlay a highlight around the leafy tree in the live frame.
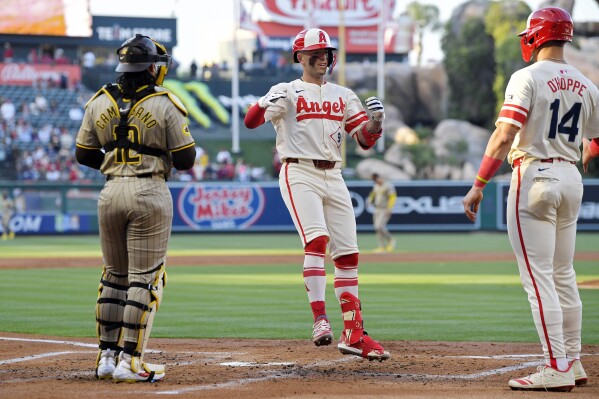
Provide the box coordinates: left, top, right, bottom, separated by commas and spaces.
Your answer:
442, 17, 496, 128
485, 1, 530, 115
405, 1, 441, 66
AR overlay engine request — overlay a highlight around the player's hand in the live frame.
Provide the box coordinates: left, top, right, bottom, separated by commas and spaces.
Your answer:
582, 138, 591, 173
366, 97, 385, 122
462, 186, 484, 223
258, 91, 286, 109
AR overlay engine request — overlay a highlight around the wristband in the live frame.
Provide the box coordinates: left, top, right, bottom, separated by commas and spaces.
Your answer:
474, 155, 503, 188
590, 138, 599, 158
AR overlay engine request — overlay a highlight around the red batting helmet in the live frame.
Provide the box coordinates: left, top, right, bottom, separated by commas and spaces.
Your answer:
518, 7, 573, 62
292, 28, 337, 66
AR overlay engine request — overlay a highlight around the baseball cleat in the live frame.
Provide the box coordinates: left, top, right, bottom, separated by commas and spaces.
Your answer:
112, 356, 165, 383
337, 331, 390, 361
312, 318, 333, 346
385, 238, 396, 252
373, 247, 386, 253
508, 365, 575, 391
570, 359, 588, 386
95, 349, 118, 380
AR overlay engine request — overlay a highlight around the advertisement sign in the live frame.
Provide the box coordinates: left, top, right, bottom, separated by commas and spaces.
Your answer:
0, 62, 81, 87
240, 0, 412, 54
91, 16, 177, 47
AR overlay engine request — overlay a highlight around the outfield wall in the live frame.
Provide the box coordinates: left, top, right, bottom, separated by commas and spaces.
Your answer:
1, 180, 599, 235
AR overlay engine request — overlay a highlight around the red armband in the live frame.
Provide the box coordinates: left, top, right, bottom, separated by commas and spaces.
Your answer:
244, 103, 266, 129
474, 155, 503, 188
590, 138, 599, 158
357, 125, 382, 150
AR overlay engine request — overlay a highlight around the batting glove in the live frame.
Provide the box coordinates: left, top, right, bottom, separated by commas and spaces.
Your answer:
366, 97, 385, 122
258, 91, 286, 109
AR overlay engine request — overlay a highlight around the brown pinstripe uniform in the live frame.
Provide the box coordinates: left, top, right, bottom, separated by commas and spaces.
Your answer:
76, 85, 195, 348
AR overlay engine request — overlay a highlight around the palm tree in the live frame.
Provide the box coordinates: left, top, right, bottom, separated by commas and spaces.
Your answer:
406, 1, 441, 66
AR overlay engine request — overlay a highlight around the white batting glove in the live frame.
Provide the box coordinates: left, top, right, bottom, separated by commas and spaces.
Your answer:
366, 96, 385, 122
258, 91, 286, 109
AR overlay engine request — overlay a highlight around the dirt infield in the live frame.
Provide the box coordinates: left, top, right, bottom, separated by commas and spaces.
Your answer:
1, 253, 598, 397
1, 333, 598, 398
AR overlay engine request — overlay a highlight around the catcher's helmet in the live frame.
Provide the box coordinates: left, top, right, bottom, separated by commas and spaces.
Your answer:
115, 34, 172, 85
292, 28, 336, 67
518, 7, 573, 62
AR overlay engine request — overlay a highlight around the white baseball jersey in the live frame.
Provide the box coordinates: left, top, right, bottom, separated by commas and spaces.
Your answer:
263, 79, 370, 162
500, 59, 599, 367
497, 60, 599, 164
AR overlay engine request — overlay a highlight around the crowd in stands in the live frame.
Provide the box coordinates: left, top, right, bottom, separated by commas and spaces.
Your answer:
1, 85, 281, 183
1, 43, 283, 183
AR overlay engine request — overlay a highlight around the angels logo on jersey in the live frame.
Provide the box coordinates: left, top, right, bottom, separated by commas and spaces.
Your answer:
296, 96, 345, 122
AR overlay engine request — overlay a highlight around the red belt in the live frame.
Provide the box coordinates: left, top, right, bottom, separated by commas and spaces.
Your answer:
285, 158, 337, 170
512, 157, 576, 167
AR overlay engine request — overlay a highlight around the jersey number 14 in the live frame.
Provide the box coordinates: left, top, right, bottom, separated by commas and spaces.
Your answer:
548, 99, 581, 142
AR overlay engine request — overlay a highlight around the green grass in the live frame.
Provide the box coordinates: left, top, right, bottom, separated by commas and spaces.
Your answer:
0, 233, 598, 344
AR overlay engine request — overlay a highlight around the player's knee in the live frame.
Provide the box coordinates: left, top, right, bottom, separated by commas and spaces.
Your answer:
305, 235, 328, 254
334, 253, 359, 269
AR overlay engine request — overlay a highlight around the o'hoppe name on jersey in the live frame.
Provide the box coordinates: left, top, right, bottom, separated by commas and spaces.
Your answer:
547, 76, 587, 96
95, 106, 157, 129
296, 96, 345, 121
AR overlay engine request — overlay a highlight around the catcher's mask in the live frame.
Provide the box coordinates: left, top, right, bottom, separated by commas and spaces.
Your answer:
115, 33, 172, 85
292, 28, 337, 74
518, 7, 573, 62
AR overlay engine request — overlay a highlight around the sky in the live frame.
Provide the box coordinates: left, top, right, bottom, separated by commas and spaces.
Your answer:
89, 0, 599, 71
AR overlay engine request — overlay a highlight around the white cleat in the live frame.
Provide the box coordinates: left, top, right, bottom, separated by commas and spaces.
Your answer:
112, 356, 165, 383
95, 349, 117, 380
571, 359, 588, 386
508, 365, 575, 391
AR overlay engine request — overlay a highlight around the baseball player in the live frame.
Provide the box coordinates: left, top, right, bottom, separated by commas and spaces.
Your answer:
462, 7, 598, 391
244, 28, 389, 361
367, 173, 396, 252
75, 34, 196, 382
0, 191, 15, 240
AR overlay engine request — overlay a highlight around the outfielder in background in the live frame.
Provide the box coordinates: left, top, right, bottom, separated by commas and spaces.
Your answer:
75, 34, 196, 382
0, 190, 15, 240
367, 173, 396, 253
244, 28, 390, 361
462, 7, 599, 392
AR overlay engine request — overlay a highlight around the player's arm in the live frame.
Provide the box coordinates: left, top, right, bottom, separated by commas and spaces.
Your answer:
462, 122, 519, 222
582, 137, 599, 172
244, 91, 287, 129
172, 144, 196, 171
75, 144, 104, 170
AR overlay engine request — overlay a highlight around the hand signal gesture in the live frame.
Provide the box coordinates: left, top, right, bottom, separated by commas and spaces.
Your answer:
366, 97, 385, 122
259, 91, 287, 109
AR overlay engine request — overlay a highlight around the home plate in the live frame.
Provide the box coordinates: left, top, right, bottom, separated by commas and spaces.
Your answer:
220, 361, 295, 367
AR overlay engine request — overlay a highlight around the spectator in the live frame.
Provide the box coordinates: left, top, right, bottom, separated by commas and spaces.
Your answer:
215, 147, 232, 164
68, 103, 84, 121
0, 99, 16, 122
82, 50, 96, 68
27, 48, 39, 64
235, 158, 250, 182
238, 54, 247, 72
3, 42, 14, 62
190, 60, 198, 79
217, 158, 235, 180
54, 48, 70, 65
45, 163, 60, 181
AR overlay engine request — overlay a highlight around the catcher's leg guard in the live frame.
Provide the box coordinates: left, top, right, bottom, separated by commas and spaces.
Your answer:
122, 263, 166, 361
96, 268, 128, 347
338, 292, 390, 361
